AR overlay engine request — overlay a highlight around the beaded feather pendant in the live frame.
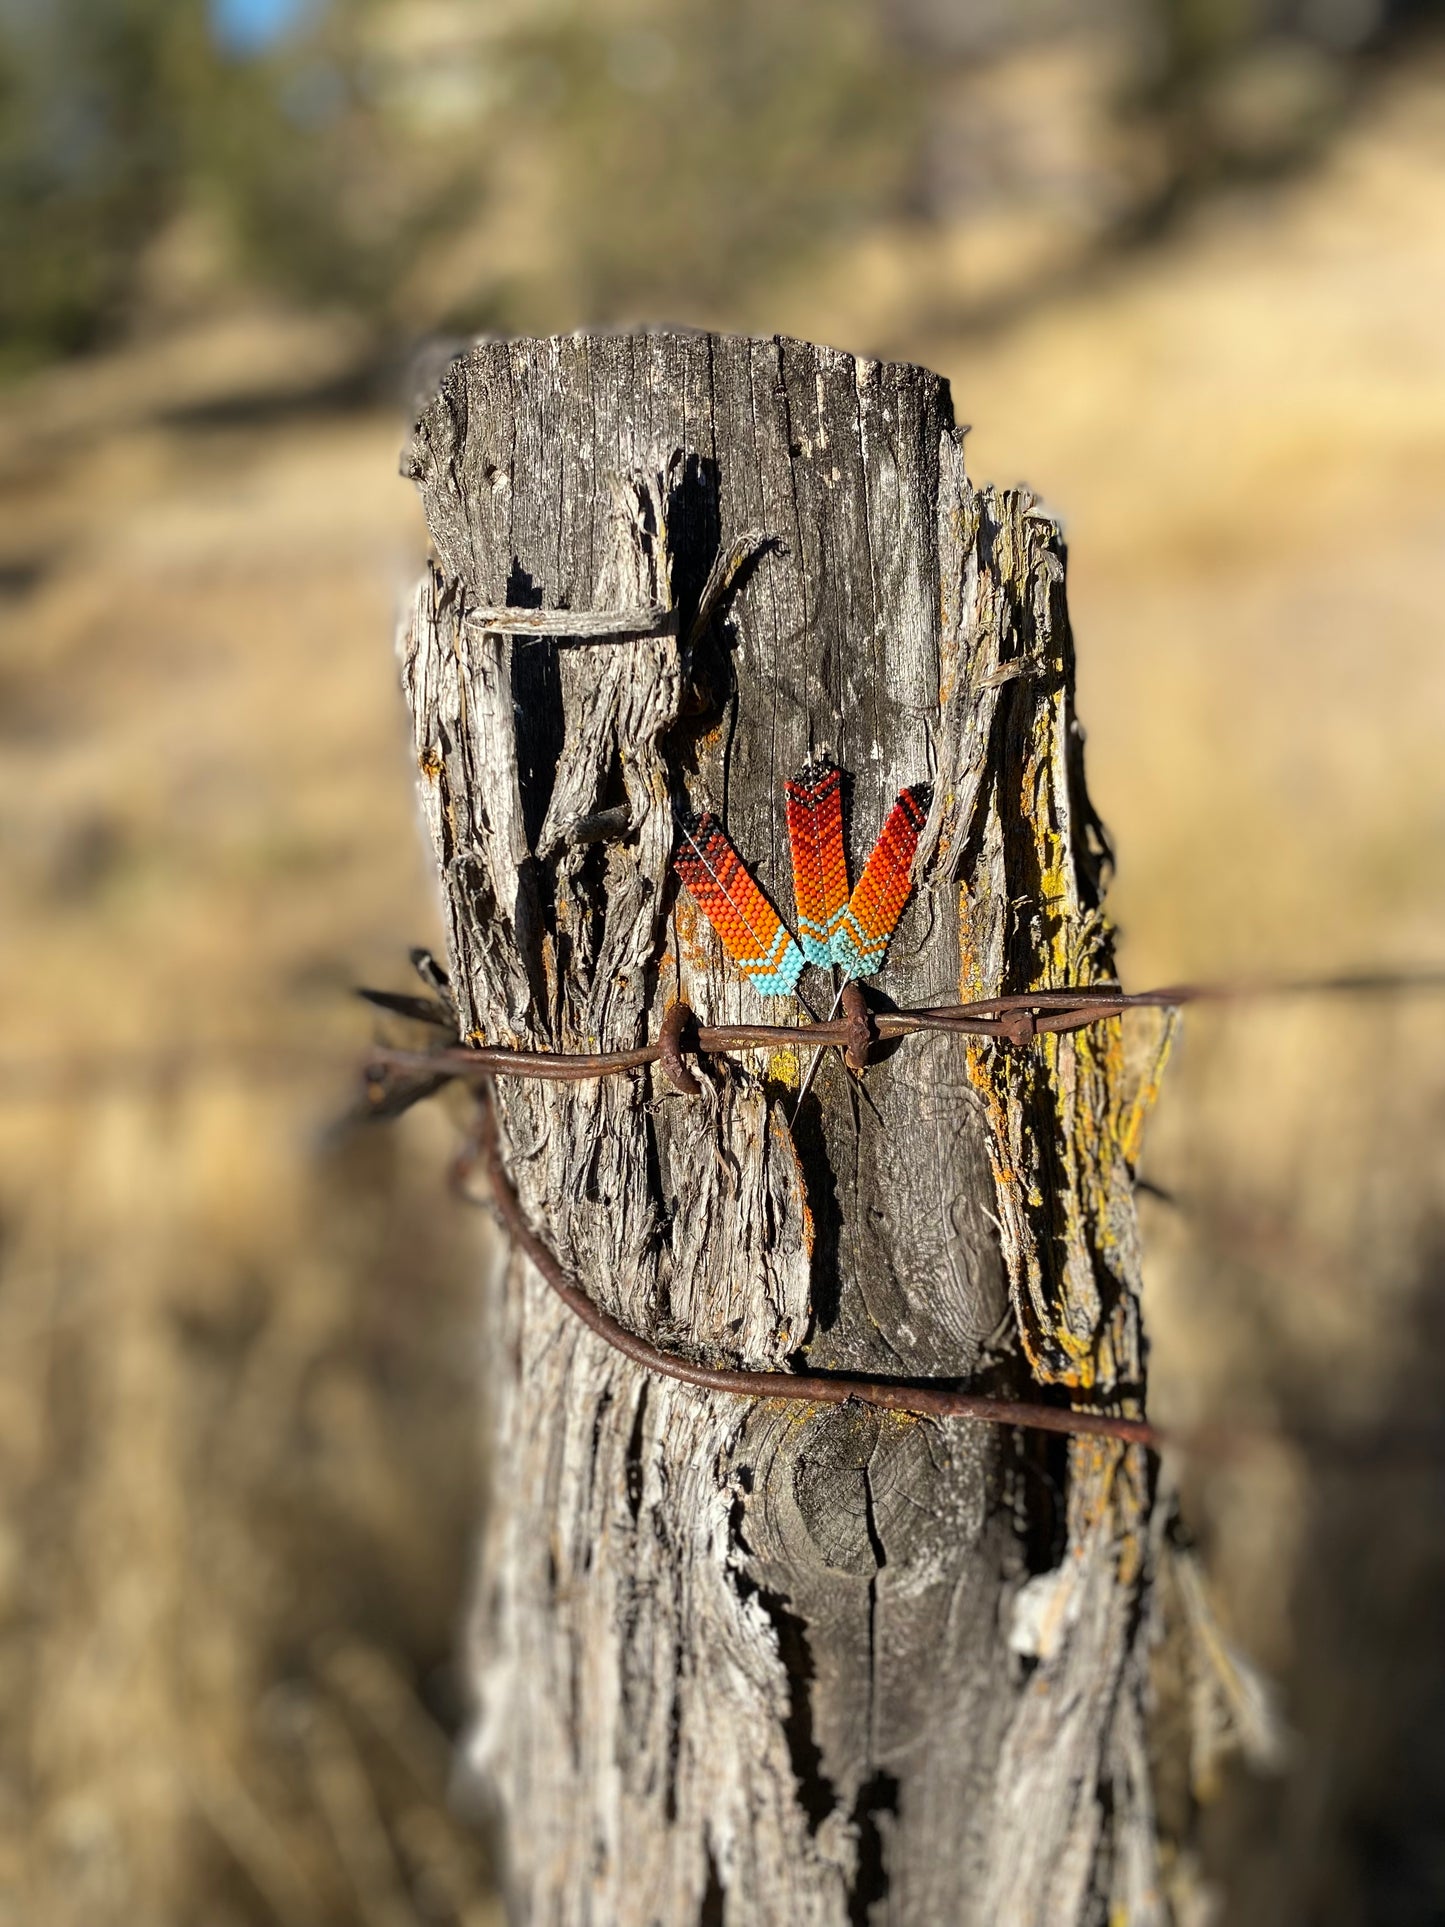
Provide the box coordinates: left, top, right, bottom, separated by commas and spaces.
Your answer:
834, 784, 930, 979
673, 814, 806, 997
784, 758, 850, 970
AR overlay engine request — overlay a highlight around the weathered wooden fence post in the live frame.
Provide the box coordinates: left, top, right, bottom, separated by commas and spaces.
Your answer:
397, 330, 1175, 1925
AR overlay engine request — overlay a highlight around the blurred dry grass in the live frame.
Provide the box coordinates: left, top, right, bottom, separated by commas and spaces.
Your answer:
0, 310, 500, 1922
2, 24, 1444, 1927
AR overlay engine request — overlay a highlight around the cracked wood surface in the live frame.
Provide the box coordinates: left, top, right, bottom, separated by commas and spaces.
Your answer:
398, 330, 1173, 1925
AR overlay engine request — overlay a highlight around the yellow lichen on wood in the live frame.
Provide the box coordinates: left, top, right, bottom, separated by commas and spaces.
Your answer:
953, 488, 1162, 1406
765, 1048, 801, 1089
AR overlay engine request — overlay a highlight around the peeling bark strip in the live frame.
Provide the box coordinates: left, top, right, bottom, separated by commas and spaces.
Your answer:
398, 333, 1177, 1926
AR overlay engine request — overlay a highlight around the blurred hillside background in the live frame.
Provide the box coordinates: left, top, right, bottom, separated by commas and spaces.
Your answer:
2, 1, 1443, 1922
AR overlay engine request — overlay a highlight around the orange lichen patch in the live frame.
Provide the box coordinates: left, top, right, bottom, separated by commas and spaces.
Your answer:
1117, 1009, 1181, 1171
1114, 1517, 1147, 1592
672, 892, 719, 981
1061, 1437, 1151, 1586
955, 878, 996, 1004
772, 1118, 816, 1263
929, 804, 959, 878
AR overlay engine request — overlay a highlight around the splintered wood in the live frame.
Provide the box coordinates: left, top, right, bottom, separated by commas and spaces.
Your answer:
398, 331, 1180, 1926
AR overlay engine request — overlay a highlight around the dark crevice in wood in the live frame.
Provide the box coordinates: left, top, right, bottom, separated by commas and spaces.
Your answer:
856, 1464, 889, 1924
860, 1462, 888, 1577
568, 832, 611, 994
744, 1578, 838, 1839
847, 1769, 901, 1927
699, 1839, 726, 1927
505, 576, 565, 861
786, 1084, 845, 1341
725, 1479, 840, 1841
624, 1380, 648, 1525
664, 451, 722, 647
663, 1674, 683, 1827
584, 1388, 615, 1552
1018, 1433, 1070, 1580
567, 1639, 583, 1775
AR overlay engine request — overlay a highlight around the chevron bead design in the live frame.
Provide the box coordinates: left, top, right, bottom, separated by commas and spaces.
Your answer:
835, 784, 930, 978
785, 758, 851, 970
674, 814, 806, 998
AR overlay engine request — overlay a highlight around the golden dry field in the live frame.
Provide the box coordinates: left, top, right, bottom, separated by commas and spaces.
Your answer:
2, 48, 1444, 1927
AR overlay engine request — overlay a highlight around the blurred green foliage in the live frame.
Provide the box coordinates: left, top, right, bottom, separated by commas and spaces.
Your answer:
500, 1, 917, 324
0, 0, 1413, 376
0, 0, 918, 372
0, 0, 480, 372
0, 0, 196, 365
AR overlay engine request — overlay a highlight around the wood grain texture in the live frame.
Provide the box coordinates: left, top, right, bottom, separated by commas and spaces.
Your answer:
398, 331, 1176, 1925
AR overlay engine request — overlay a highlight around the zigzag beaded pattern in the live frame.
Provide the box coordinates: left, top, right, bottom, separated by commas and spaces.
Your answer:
785, 758, 850, 970
673, 814, 806, 998
835, 785, 930, 978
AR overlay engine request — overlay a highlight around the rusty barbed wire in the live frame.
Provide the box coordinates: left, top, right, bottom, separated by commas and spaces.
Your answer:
456, 1074, 1172, 1451
359, 970, 1445, 1094
2, 970, 1435, 1104
7, 963, 1437, 1449
353, 962, 1445, 1454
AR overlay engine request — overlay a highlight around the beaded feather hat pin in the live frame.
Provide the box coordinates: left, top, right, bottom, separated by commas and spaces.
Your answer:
674, 759, 929, 997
